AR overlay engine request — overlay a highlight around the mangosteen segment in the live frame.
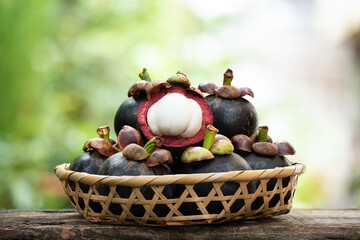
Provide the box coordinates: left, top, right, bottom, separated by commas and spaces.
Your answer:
146, 93, 202, 138
138, 86, 213, 148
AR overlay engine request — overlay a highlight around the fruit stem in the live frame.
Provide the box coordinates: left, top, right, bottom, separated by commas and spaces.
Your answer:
203, 125, 219, 149
97, 126, 110, 142
144, 137, 162, 154
176, 70, 187, 77
223, 68, 233, 86
258, 126, 269, 142
139, 68, 152, 82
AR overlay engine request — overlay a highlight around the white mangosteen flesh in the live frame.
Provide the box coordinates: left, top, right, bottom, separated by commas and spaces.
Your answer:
146, 93, 202, 138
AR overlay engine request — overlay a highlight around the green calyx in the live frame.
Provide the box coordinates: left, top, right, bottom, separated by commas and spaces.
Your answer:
82, 125, 116, 157
257, 126, 269, 142
122, 137, 162, 161
139, 68, 152, 82
223, 68, 233, 86
144, 137, 162, 154
96, 126, 110, 142
181, 125, 235, 163
127, 68, 152, 98
203, 125, 219, 149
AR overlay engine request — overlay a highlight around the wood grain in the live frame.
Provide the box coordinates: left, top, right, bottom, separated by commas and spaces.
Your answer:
0, 209, 359, 239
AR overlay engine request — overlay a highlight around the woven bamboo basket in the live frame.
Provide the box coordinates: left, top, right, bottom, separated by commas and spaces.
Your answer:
54, 162, 305, 226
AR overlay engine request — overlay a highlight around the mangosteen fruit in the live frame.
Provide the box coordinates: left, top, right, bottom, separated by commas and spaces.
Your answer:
137, 72, 213, 151
69, 126, 117, 213
199, 68, 258, 139
114, 96, 144, 136
97, 137, 175, 218
69, 126, 116, 175
114, 68, 151, 137
176, 125, 255, 216
70, 151, 108, 177
232, 126, 296, 210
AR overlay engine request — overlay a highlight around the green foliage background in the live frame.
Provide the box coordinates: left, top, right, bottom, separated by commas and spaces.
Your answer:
0, 0, 229, 209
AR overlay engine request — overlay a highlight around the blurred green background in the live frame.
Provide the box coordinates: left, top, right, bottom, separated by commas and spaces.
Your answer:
0, 0, 359, 209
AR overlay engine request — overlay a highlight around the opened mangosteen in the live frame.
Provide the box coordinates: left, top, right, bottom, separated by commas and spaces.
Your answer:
69, 126, 117, 212
232, 126, 296, 210
199, 68, 258, 139
97, 133, 175, 218
114, 68, 152, 137
137, 71, 213, 154
176, 125, 255, 216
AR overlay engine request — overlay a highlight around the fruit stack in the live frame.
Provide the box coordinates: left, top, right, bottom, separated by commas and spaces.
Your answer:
57, 68, 305, 225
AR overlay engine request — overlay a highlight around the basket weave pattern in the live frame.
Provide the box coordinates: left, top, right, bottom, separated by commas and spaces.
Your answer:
55, 163, 305, 226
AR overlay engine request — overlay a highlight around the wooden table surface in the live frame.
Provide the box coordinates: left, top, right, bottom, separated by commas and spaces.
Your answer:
0, 209, 359, 239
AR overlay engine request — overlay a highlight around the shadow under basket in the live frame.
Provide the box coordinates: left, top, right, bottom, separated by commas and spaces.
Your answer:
54, 163, 306, 226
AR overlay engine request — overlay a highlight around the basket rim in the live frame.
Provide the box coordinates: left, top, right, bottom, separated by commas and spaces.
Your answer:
54, 162, 306, 187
